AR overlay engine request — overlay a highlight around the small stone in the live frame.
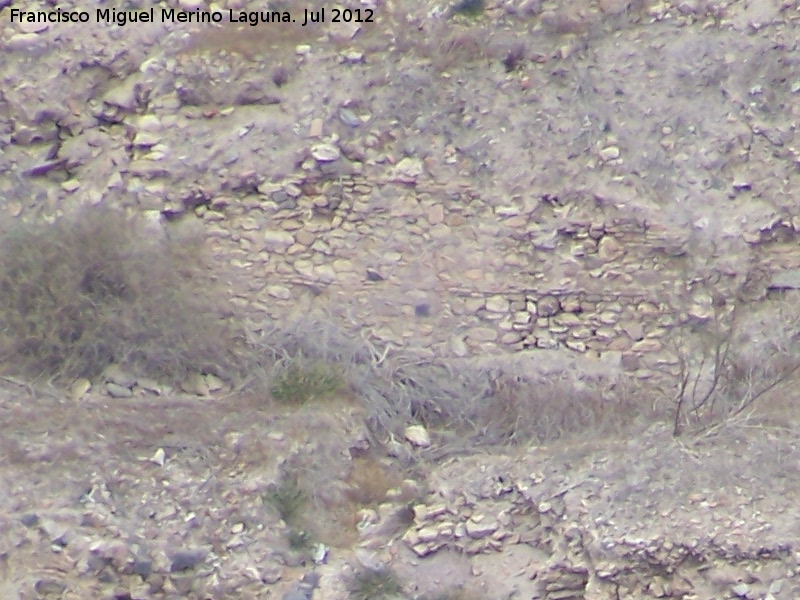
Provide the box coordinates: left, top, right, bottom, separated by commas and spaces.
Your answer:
61, 179, 80, 192
743, 231, 760, 244
391, 157, 423, 183
631, 339, 661, 353
688, 303, 714, 320
449, 335, 468, 357
427, 204, 444, 225
205, 374, 225, 391
19, 18, 49, 33
412, 543, 435, 557
137, 378, 162, 395
637, 302, 660, 317
621, 321, 644, 341
597, 236, 623, 261
310, 143, 341, 162
132, 558, 153, 579
550, 313, 583, 326
70, 378, 92, 401
181, 372, 209, 396
366, 268, 384, 282
405, 425, 431, 448
263, 230, 295, 250
133, 132, 161, 147
731, 583, 750, 598
565, 340, 587, 352
537, 295, 561, 317
485, 295, 509, 313
20, 513, 39, 527
106, 382, 133, 398
513, 311, 531, 325
103, 79, 138, 110
413, 504, 447, 521
339, 108, 361, 127
170, 549, 206, 572
266, 285, 292, 299
105, 364, 137, 388
150, 447, 166, 466
598, 311, 619, 325
417, 526, 439, 542
296, 230, 315, 246
560, 296, 581, 313
465, 518, 498, 539
535, 335, 558, 349
621, 353, 640, 371
599, 146, 620, 161
309, 118, 324, 138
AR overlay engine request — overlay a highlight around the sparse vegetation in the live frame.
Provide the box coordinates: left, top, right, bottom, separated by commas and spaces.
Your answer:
270, 356, 345, 405
265, 470, 317, 555
348, 567, 404, 600
247, 318, 648, 459
0, 207, 247, 384
670, 296, 800, 437
447, 0, 485, 18
264, 471, 307, 524
345, 456, 402, 506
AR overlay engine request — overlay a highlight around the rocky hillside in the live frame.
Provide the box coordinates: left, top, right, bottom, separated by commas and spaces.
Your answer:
2, 0, 800, 598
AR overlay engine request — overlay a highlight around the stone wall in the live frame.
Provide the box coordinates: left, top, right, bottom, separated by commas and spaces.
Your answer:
196, 164, 778, 378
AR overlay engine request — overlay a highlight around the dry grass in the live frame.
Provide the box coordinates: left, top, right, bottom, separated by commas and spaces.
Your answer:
179, 21, 328, 59
248, 317, 652, 461
0, 207, 248, 385
344, 456, 402, 506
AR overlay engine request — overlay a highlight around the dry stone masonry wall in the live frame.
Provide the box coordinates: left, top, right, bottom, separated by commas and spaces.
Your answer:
207, 164, 774, 379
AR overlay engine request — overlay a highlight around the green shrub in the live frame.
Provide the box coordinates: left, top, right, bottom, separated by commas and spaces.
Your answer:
264, 472, 307, 524
348, 567, 404, 600
270, 357, 344, 405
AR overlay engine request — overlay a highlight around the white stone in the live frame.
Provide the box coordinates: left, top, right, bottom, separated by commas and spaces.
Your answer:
150, 447, 166, 466
391, 157, 423, 183
310, 143, 341, 162
485, 295, 509, 313
465, 518, 498, 539
599, 145, 621, 161
263, 230, 295, 249
404, 425, 431, 448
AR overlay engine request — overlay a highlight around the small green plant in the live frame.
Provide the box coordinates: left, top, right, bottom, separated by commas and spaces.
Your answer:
447, 0, 485, 18
348, 567, 404, 600
286, 528, 312, 550
264, 473, 307, 524
270, 358, 344, 405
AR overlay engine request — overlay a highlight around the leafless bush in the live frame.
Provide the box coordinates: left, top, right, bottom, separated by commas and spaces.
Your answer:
671, 298, 800, 437
0, 207, 248, 384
